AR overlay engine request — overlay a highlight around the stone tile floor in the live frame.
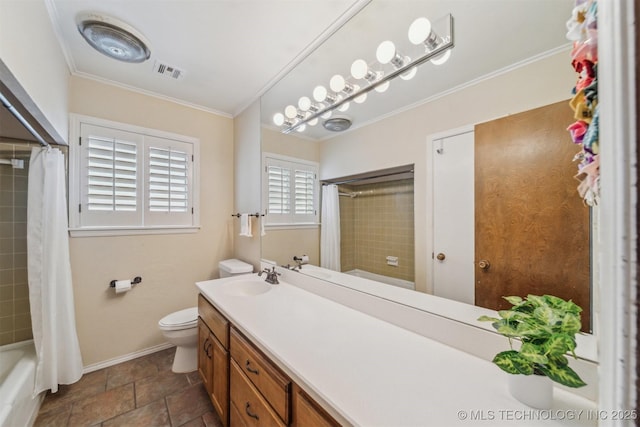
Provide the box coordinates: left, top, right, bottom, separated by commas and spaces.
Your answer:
34, 347, 223, 427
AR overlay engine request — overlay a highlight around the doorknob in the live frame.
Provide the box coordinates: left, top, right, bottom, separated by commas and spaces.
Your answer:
478, 259, 490, 270
436, 253, 446, 261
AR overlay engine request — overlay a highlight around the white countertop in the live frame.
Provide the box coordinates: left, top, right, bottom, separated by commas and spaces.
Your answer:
196, 274, 596, 427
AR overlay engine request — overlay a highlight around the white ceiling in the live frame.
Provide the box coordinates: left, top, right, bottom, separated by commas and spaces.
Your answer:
46, 0, 367, 117
3, 0, 574, 143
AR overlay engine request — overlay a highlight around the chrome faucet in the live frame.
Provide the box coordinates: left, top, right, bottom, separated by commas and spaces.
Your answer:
258, 267, 280, 284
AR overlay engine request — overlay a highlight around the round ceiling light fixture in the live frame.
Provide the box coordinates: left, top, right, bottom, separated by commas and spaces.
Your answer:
323, 116, 352, 132
76, 13, 151, 63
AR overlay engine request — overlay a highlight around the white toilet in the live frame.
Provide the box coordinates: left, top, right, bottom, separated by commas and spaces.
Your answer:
158, 307, 199, 373
158, 259, 253, 373
218, 258, 254, 278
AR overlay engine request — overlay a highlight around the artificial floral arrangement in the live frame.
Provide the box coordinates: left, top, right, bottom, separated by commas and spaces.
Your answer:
478, 294, 587, 388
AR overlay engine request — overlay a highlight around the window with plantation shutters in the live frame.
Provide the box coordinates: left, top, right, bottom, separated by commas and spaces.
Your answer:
267, 165, 291, 215
263, 153, 318, 227
70, 115, 200, 236
145, 135, 193, 226
295, 169, 315, 215
86, 137, 137, 212
148, 147, 189, 212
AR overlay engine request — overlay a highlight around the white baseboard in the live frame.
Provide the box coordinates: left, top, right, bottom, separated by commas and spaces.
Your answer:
82, 342, 175, 374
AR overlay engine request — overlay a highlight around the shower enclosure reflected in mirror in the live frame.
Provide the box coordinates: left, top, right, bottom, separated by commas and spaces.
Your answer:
259, 0, 595, 347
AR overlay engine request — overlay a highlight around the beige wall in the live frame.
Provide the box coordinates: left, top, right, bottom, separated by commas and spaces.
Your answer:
234, 101, 262, 269
319, 50, 576, 293
68, 76, 234, 366
260, 128, 321, 266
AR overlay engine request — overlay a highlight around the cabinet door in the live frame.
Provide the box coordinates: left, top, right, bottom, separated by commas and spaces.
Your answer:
198, 319, 213, 394
211, 335, 229, 427
293, 386, 339, 427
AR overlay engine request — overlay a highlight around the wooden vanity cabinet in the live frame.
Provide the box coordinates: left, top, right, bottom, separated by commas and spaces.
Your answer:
199, 294, 340, 427
198, 295, 230, 426
230, 327, 291, 426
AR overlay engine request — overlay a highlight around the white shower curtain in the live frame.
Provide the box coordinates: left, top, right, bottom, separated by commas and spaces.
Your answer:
320, 184, 341, 271
27, 147, 83, 394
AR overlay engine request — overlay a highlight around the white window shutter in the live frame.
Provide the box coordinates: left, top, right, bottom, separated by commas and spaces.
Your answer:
148, 147, 189, 212
263, 154, 318, 226
294, 169, 315, 215
267, 165, 291, 216
145, 136, 194, 226
79, 124, 143, 227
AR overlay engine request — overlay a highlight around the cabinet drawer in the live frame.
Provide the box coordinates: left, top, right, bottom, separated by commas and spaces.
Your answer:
198, 294, 229, 348
230, 328, 291, 424
230, 360, 285, 427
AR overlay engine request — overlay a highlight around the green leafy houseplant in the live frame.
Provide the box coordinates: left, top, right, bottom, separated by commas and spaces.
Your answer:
478, 294, 587, 388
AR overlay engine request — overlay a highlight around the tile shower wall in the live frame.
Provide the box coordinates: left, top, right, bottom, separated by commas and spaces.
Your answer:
0, 142, 34, 345
339, 179, 414, 282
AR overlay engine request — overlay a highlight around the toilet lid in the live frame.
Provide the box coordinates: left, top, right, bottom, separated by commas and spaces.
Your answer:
159, 307, 198, 329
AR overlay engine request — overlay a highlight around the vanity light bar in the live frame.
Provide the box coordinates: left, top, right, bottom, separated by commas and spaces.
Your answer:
277, 14, 454, 134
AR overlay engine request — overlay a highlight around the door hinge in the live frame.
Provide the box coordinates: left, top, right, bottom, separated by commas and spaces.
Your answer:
191, 207, 194, 214
78, 204, 82, 213
79, 137, 82, 146
191, 154, 194, 162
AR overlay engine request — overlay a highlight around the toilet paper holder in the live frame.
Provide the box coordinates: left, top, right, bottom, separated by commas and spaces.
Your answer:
109, 276, 142, 288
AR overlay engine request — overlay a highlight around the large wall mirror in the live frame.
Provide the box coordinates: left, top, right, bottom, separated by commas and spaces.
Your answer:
260, 0, 596, 359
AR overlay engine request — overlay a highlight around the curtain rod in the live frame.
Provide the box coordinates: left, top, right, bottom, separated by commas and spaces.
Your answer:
0, 91, 50, 148
322, 169, 414, 186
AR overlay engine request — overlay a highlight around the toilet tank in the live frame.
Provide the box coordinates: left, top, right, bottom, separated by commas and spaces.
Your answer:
219, 259, 253, 278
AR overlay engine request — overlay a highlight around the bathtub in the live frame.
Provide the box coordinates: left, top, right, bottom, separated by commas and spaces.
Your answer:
345, 269, 415, 290
0, 340, 44, 427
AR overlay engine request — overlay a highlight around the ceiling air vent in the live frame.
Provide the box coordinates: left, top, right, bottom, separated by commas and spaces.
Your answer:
153, 61, 185, 80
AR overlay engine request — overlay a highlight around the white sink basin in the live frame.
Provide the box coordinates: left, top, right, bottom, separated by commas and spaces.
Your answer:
222, 280, 272, 296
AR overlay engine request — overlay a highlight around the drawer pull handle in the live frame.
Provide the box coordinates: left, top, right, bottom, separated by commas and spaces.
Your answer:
245, 360, 259, 375
203, 339, 212, 359
245, 402, 259, 420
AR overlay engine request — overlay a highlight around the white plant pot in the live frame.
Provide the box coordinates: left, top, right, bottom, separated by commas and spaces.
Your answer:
508, 374, 553, 409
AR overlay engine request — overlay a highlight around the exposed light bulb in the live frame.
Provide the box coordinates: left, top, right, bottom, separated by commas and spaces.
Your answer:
298, 96, 311, 111
408, 17, 432, 45
376, 40, 397, 64
296, 124, 307, 132
273, 112, 285, 126
409, 17, 440, 51
350, 59, 368, 80
338, 102, 350, 112
430, 49, 452, 65
329, 74, 346, 93
321, 110, 332, 119
308, 118, 318, 126
313, 85, 327, 102
284, 105, 297, 119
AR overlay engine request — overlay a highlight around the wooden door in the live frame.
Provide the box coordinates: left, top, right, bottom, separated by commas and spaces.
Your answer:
475, 101, 591, 331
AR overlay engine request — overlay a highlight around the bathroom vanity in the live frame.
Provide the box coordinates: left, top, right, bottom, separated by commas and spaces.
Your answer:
196, 272, 597, 426
198, 290, 338, 426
